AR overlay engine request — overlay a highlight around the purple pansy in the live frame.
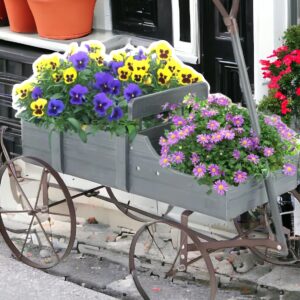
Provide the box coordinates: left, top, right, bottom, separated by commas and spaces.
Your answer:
108, 106, 123, 121
232, 115, 244, 127
234, 170, 248, 184
247, 154, 259, 164
134, 49, 147, 61
172, 151, 185, 164
233, 149, 241, 160
213, 180, 229, 196
109, 61, 124, 75
47, 99, 64, 117
124, 83, 142, 102
94, 72, 114, 93
109, 80, 121, 96
31, 86, 43, 100
93, 93, 113, 117
69, 84, 88, 105
283, 163, 297, 176
69, 51, 89, 71
193, 164, 206, 178
263, 147, 274, 157
208, 164, 221, 176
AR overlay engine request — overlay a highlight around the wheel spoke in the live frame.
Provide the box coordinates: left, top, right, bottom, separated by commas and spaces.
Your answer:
146, 226, 166, 260
0, 210, 32, 214
34, 168, 47, 209
34, 213, 60, 263
20, 215, 35, 256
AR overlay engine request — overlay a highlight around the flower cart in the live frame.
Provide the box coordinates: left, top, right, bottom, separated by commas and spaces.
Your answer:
0, 1, 300, 300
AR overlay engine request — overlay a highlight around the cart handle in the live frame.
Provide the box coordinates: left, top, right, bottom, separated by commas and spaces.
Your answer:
212, 0, 239, 29
0, 126, 11, 164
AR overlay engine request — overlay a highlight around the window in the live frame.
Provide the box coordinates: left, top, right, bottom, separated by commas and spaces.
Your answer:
290, 0, 300, 25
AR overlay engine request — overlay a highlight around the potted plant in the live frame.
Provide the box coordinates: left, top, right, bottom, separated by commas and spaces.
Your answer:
259, 25, 300, 129
159, 93, 299, 196
27, 0, 96, 39
3, 0, 36, 32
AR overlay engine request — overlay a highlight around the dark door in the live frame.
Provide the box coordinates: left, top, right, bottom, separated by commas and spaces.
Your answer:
200, 0, 254, 103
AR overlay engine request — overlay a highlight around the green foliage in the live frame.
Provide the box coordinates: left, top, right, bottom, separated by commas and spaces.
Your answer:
283, 24, 300, 50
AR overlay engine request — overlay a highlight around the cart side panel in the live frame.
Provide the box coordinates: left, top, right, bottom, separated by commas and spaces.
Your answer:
22, 122, 128, 191
129, 134, 297, 220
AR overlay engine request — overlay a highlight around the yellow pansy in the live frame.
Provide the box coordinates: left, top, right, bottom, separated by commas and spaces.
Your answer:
134, 59, 150, 74
191, 73, 204, 83
166, 59, 182, 76
178, 67, 194, 85
15, 83, 33, 99
125, 56, 135, 71
157, 68, 172, 85
63, 67, 77, 84
52, 72, 63, 83
131, 71, 145, 83
85, 41, 105, 54
151, 41, 173, 61
46, 54, 61, 70
33, 56, 48, 74
118, 66, 132, 81
112, 50, 126, 62
64, 42, 79, 58
89, 52, 105, 66
30, 98, 47, 117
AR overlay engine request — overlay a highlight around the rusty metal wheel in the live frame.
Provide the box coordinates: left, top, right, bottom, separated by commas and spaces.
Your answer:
0, 156, 76, 269
234, 201, 300, 266
129, 220, 217, 300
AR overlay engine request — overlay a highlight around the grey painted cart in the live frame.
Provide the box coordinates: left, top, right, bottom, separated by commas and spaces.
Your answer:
0, 1, 300, 299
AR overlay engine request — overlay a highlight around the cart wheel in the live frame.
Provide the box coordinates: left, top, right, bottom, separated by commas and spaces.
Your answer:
0, 156, 76, 269
129, 220, 217, 300
234, 203, 299, 265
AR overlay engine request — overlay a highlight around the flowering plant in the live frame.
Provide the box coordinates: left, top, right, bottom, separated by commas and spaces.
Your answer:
159, 93, 299, 195
12, 40, 204, 142
259, 25, 300, 125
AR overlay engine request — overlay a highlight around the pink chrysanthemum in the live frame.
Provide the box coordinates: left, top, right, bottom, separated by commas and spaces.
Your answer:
283, 163, 297, 176
233, 170, 248, 184
193, 164, 206, 178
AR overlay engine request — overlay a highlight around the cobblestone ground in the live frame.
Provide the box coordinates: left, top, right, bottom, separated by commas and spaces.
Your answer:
0, 235, 256, 300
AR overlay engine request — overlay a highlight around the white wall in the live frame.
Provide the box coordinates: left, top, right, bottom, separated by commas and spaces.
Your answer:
93, 0, 112, 31
253, 0, 289, 102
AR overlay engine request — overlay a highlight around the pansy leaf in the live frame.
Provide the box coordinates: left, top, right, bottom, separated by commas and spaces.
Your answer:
78, 129, 88, 143
67, 117, 81, 132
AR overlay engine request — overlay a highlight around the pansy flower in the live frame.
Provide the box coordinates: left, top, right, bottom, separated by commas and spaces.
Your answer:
94, 72, 114, 93
31, 87, 43, 100
47, 99, 65, 117
118, 66, 132, 81
63, 67, 77, 84
69, 84, 88, 105
123, 83, 142, 102
16, 83, 33, 99
30, 98, 47, 117
93, 93, 113, 117
69, 51, 90, 71
108, 106, 123, 121
157, 68, 172, 85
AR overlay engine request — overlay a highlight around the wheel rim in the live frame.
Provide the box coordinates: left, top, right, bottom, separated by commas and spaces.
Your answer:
129, 220, 217, 300
0, 156, 76, 269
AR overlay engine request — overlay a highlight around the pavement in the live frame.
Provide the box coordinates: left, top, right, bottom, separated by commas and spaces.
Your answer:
1, 221, 300, 299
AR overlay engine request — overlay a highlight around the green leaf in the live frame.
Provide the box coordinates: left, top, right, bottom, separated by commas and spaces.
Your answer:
78, 129, 87, 143
67, 118, 81, 132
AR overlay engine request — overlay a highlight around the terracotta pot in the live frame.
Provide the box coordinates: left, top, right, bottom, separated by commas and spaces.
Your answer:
3, 0, 36, 32
27, 0, 96, 40
0, 0, 8, 25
